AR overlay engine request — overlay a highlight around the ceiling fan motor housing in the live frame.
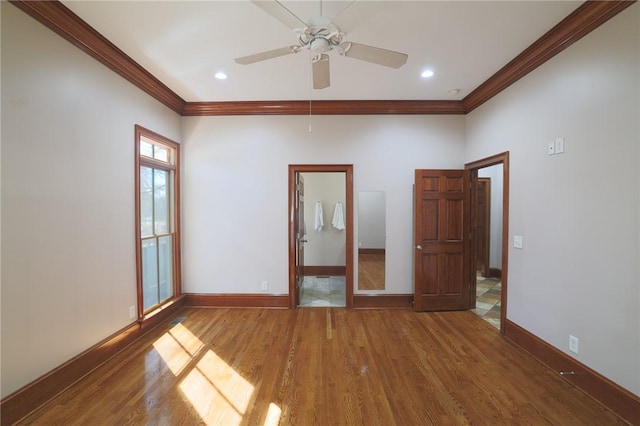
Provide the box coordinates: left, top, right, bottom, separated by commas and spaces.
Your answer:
310, 37, 331, 54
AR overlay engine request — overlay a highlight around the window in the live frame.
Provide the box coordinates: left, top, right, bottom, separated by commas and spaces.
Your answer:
135, 125, 181, 317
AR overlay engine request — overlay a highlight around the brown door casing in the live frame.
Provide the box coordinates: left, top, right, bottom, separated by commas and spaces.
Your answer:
476, 178, 491, 278
414, 169, 471, 312
294, 174, 305, 305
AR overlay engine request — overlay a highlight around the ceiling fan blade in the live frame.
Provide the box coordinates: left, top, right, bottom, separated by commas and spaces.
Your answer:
339, 42, 408, 68
235, 46, 297, 65
252, 0, 308, 30
332, 1, 386, 35
312, 54, 330, 89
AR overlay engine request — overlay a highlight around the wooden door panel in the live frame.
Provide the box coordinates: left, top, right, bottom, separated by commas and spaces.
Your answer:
421, 200, 439, 241
443, 252, 464, 295
419, 254, 439, 295
414, 170, 470, 312
444, 199, 464, 241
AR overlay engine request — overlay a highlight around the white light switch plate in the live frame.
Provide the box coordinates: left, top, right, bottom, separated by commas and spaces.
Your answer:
547, 142, 555, 155
555, 138, 565, 154
514, 235, 523, 249
569, 335, 579, 354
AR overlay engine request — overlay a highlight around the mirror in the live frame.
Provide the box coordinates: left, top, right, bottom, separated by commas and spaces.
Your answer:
357, 191, 386, 290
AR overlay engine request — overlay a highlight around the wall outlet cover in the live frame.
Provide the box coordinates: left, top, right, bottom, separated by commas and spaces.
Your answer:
569, 335, 579, 354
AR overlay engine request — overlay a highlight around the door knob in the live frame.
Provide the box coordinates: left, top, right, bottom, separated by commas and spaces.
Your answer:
416, 245, 423, 251
300, 239, 308, 243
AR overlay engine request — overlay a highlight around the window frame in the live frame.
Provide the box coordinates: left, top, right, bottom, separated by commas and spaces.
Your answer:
134, 125, 182, 320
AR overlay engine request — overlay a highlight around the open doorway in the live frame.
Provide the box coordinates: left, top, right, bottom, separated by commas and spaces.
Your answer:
299, 172, 346, 307
466, 153, 509, 334
288, 165, 354, 308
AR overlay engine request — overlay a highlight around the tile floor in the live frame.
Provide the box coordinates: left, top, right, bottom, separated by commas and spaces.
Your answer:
472, 276, 501, 330
299, 276, 346, 307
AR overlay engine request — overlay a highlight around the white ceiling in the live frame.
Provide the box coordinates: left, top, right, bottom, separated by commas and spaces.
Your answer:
61, 1, 582, 102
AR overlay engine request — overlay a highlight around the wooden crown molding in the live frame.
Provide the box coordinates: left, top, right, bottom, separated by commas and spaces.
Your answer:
10, 1, 636, 116
182, 100, 465, 116
9, 0, 186, 114
463, 0, 637, 113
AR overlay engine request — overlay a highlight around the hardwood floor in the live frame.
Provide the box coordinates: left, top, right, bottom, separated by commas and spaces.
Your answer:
19, 308, 624, 425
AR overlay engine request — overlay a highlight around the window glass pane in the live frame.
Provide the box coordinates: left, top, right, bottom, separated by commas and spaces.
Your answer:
154, 145, 169, 163
140, 140, 153, 158
142, 238, 159, 310
140, 166, 154, 237
158, 235, 173, 302
154, 169, 169, 234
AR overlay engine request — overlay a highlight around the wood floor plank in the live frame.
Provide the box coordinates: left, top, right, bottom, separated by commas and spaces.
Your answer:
18, 308, 626, 425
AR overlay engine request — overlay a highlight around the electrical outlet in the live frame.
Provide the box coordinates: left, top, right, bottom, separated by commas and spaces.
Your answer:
569, 335, 579, 354
547, 141, 555, 155
129, 305, 136, 319
261, 281, 268, 291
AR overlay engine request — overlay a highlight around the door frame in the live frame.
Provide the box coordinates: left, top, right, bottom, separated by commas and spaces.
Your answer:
288, 164, 354, 308
476, 177, 491, 278
465, 152, 509, 334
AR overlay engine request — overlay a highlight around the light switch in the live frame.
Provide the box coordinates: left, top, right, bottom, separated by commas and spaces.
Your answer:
514, 235, 523, 249
555, 138, 565, 154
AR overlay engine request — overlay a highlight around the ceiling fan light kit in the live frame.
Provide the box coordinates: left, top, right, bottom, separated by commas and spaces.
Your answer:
235, 0, 408, 90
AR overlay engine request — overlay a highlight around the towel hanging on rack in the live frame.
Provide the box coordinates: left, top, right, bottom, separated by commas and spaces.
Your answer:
314, 201, 324, 231
332, 202, 345, 230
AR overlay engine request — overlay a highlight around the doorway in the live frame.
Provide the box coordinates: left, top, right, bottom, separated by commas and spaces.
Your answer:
288, 165, 354, 308
466, 152, 509, 334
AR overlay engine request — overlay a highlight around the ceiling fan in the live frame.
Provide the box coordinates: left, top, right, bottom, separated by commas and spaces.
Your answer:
235, 0, 408, 89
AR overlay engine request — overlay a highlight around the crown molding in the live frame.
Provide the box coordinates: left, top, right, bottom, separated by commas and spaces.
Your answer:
9, 0, 186, 114
9, 0, 637, 116
182, 100, 465, 116
463, 0, 637, 113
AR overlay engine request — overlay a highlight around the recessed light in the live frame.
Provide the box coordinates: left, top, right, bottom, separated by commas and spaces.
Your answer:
214, 72, 228, 80
421, 70, 435, 78
449, 89, 460, 95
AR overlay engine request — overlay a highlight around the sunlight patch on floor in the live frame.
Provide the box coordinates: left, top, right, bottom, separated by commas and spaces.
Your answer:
179, 349, 257, 425
153, 320, 283, 425
264, 402, 282, 425
152, 322, 204, 375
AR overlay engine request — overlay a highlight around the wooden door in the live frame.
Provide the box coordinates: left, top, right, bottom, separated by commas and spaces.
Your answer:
294, 174, 305, 305
475, 178, 491, 277
414, 170, 470, 311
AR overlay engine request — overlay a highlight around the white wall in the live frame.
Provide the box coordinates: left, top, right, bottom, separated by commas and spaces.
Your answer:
181, 114, 465, 295
465, 5, 640, 395
0, 3, 181, 398
302, 172, 346, 267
